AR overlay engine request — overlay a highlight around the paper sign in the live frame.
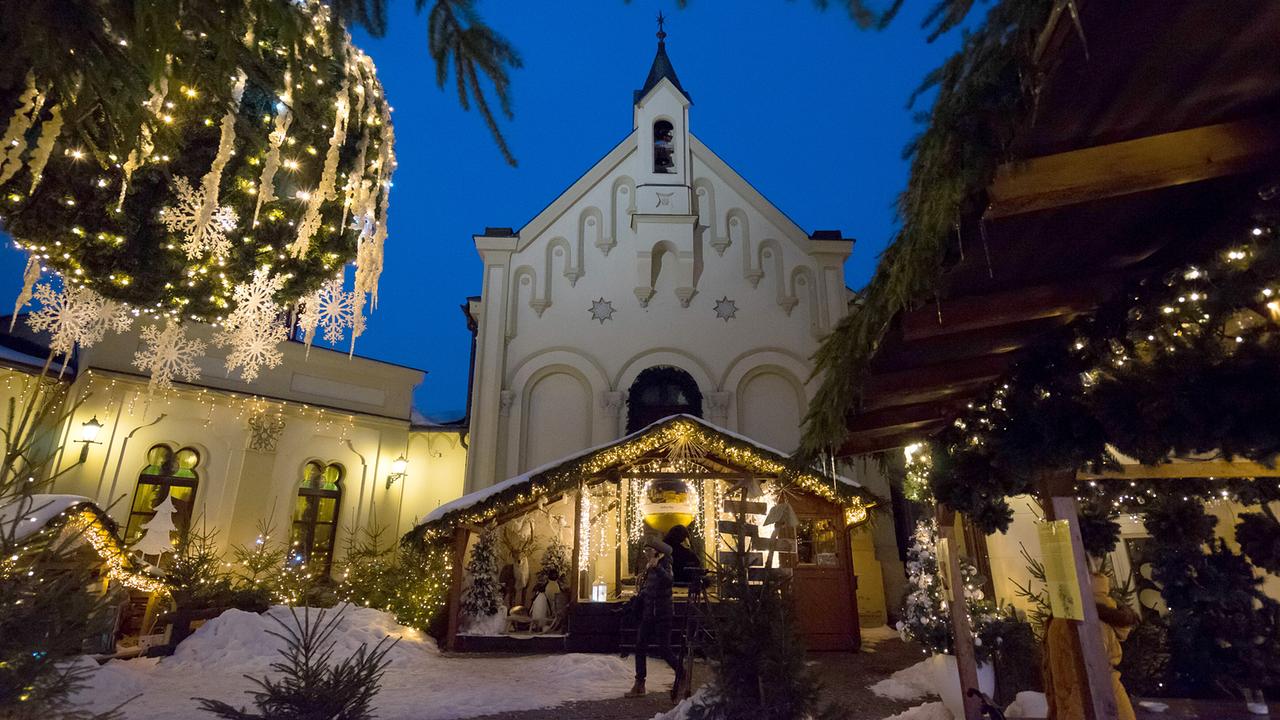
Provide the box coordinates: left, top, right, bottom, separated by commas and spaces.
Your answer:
1038, 520, 1085, 621
937, 537, 954, 596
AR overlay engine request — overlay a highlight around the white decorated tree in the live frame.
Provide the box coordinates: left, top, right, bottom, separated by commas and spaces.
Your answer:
898, 520, 1002, 662
461, 526, 503, 626
133, 495, 181, 558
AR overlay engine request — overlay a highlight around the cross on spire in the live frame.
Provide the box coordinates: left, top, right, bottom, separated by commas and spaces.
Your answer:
657, 11, 667, 44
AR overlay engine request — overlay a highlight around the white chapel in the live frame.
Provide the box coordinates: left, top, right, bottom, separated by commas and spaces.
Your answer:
462, 27, 855, 494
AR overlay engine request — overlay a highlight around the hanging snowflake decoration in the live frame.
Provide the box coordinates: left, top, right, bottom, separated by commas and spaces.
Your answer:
26, 283, 132, 356
215, 267, 288, 381
160, 176, 239, 261
133, 320, 207, 393
298, 276, 358, 351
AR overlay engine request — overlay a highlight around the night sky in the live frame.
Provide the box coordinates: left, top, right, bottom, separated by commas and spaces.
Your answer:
0, 1, 965, 420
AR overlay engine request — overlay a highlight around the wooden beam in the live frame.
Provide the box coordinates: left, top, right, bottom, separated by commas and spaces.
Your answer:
838, 422, 947, 457
1079, 458, 1280, 479
987, 115, 1280, 218
444, 527, 471, 652
863, 353, 1011, 409
570, 484, 584, 603
936, 507, 984, 720
901, 277, 1120, 342
846, 401, 957, 434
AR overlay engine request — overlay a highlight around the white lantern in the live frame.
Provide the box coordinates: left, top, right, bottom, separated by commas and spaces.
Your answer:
591, 579, 607, 602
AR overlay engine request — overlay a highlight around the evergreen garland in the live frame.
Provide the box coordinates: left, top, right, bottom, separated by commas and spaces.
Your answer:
460, 526, 501, 620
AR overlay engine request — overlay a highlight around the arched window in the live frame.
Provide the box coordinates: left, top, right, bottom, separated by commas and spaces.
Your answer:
653, 120, 675, 174
627, 366, 702, 433
290, 461, 343, 575
125, 444, 201, 544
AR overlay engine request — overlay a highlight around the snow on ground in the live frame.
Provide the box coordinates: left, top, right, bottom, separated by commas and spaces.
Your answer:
1004, 691, 1048, 718
72, 605, 670, 720
649, 687, 712, 720
880, 701, 952, 720
860, 624, 901, 653
869, 656, 936, 702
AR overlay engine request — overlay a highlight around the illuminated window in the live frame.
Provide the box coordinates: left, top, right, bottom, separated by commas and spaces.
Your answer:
653, 120, 675, 174
125, 444, 201, 544
796, 518, 839, 567
290, 461, 343, 575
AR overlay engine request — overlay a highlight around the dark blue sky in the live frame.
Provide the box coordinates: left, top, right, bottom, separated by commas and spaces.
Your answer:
0, 1, 964, 419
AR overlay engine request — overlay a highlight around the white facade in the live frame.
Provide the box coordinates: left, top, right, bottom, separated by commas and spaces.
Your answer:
463, 43, 853, 492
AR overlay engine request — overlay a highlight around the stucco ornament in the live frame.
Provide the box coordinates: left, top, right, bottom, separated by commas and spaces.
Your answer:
714, 296, 738, 322
588, 298, 616, 324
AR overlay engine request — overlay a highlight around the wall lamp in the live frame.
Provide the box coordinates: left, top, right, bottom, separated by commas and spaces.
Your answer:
385, 455, 408, 490
78, 416, 104, 462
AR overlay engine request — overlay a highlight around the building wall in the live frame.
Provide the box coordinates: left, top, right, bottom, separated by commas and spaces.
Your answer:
463, 79, 853, 493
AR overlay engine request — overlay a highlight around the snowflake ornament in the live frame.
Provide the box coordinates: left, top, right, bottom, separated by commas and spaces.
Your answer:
133, 320, 207, 393
161, 176, 239, 261
26, 283, 132, 356
215, 267, 288, 381
298, 277, 358, 351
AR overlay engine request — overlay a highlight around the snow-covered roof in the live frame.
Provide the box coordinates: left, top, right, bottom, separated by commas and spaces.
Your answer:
0, 494, 94, 542
414, 415, 880, 539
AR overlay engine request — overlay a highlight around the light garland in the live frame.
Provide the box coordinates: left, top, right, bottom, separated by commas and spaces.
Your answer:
412, 417, 879, 546
26, 504, 167, 594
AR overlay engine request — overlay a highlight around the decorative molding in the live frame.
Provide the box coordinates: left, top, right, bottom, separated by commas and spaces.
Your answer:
600, 390, 624, 418
745, 268, 764, 288
588, 298, 616, 324
714, 297, 739, 322
779, 295, 799, 316
530, 297, 551, 317
498, 389, 515, 417
675, 286, 696, 308
634, 286, 655, 307
710, 235, 731, 257
247, 412, 286, 452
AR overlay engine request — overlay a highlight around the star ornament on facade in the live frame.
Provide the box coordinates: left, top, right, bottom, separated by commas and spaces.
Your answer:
714, 296, 738, 322
589, 298, 616, 324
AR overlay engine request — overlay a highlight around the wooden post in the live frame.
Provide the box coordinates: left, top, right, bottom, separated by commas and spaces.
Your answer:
444, 527, 470, 651
936, 506, 984, 720
570, 483, 584, 603
1041, 478, 1119, 720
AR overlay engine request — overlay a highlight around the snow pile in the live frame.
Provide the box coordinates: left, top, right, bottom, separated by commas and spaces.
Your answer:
0, 494, 92, 541
1004, 691, 1048, 718
72, 604, 669, 720
870, 657, 936, 701
880, 701, 952, 720
649, 687, 713, 720
860, 624, 900, 653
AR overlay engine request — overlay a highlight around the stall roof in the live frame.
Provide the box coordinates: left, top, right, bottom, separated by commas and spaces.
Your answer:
825, 1, 1280, 456
411, 415, 880, 543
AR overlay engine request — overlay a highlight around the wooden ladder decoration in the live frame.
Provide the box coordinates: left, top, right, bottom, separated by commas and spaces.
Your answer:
717, 481, 796, 583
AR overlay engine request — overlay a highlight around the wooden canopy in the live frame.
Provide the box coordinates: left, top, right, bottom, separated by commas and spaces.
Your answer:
841, 1, 1280, 455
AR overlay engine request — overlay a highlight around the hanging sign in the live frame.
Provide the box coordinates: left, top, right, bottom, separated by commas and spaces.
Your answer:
1038, 520, 1086, 621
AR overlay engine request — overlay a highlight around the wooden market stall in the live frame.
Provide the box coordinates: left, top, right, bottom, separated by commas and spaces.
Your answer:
407, 415, 880, 653
800, 2, 1280, 718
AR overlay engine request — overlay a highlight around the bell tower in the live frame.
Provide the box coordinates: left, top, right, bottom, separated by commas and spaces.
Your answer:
631, 14, 699, 307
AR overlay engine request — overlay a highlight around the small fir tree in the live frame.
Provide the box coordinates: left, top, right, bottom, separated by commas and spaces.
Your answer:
195, 608, 395, 720
230, 517, 287, 601
897, 520, 1002, 662
461, 526, 502, 620
535, 532, 570, 587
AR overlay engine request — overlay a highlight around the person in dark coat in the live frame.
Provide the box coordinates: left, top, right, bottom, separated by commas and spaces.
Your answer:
663, 524, 702, 586
625, 537, 684, 701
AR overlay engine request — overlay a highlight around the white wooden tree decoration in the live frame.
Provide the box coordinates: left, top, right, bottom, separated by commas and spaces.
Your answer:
133, 494, 180, 558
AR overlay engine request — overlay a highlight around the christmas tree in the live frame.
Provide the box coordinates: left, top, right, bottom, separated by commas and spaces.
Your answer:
536, 532, 570, 587
461, 526, 502, 620
132, 494, 181, 558
897, 520, 1002, 662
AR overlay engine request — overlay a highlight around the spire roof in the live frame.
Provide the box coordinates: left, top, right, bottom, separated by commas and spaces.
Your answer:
635, 12, 690, 104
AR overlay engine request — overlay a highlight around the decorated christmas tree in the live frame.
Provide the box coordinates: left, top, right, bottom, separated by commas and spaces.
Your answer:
132, 494, 181, 558
536, 532, 570, 587
897, 520, 1002, 662
461, 526, 502, 621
